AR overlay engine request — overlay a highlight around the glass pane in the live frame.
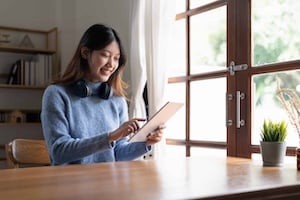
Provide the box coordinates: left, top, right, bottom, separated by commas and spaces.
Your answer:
252, 0, 300, 66
176, 0, 185, 13
191, 147, 226, 158
190, 0, 215, 9
190, 6, 226, 74
165, 83, 186, 140
165, 145, 186, 158
252, 69, 300, 147
190, 78, 226, 141
168, 19, 187, 77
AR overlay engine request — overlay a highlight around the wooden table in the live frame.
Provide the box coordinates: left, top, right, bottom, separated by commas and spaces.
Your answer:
0, 156, 300, 200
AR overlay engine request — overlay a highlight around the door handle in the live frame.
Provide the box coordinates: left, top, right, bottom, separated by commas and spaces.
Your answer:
226, 93, 233, 127
236, 91, 245, 128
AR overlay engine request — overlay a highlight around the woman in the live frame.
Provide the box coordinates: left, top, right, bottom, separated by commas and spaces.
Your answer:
41, 23, 165, 165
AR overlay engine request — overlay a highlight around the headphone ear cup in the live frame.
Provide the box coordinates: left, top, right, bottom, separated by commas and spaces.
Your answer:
98, 83, 113, 99
73, 80, 91, 98
73, 80, 112, 99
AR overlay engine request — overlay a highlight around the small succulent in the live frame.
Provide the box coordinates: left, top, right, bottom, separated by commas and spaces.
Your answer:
260, 119, 288, 142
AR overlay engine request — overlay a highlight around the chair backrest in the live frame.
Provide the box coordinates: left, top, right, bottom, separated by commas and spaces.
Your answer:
5, 139, 51, 168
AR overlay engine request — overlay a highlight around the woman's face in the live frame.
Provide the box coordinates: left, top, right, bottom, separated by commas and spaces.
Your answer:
85, 40, 120, 82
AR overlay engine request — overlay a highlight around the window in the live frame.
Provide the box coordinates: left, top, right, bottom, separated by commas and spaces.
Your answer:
165, 0, 300, 158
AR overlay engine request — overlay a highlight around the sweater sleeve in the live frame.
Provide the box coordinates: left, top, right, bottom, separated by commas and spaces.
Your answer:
41, 85, 114, 165
114, 139, 152, 161
113, 98, 152, 161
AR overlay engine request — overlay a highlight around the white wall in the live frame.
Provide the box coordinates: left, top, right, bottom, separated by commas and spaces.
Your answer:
0, 0, 132, 83
0, 0, 57, 29
58, 0, 132, 83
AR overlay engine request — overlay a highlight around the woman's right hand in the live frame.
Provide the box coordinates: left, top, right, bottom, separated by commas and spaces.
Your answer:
109, 118, 146, 142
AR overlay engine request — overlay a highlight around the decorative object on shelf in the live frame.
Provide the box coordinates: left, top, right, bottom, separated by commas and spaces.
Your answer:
8, 110, 26, 123
260, 119, 288, 167
0, 110, 40, 123
276, 79, 300, 170
0, 33, 10, 45
19, 34, 34, 48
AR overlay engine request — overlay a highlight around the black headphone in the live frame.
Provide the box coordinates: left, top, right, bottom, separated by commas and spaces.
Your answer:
73, 79, 113, 99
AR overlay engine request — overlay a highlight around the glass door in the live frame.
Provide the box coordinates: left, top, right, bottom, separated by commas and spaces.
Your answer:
165, 0, 230, 157
165, 0, 300, 158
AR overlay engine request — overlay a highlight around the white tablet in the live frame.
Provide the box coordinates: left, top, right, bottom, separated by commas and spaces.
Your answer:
128, 101, 184, 142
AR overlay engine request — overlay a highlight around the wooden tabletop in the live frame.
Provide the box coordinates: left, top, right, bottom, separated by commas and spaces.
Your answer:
0, 156, 300, 200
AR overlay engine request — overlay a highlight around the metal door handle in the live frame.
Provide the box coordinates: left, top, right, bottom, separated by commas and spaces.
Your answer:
236, 91, 245, 128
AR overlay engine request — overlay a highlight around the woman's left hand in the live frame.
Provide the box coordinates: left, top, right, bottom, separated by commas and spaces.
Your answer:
146, 124, 166, 146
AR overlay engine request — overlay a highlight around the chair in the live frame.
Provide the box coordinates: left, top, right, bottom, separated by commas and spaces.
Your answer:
5, 139, 51, 168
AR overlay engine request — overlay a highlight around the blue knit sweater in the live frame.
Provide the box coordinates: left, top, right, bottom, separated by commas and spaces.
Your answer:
41, 82, 151, 165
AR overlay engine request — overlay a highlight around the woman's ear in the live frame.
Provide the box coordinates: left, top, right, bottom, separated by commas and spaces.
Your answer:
81, 47, 89, 59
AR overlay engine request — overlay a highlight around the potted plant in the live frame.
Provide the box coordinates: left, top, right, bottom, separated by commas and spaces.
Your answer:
260, 119, 288, 167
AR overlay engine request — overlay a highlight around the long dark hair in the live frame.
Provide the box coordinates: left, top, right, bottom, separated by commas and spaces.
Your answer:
54, 23, 127, 97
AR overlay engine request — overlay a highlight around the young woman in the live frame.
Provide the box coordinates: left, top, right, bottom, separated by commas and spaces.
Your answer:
41, 23, 165, 165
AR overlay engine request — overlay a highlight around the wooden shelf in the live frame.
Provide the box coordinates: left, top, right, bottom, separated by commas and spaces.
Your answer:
0, 84, 46, 90
0, 25, 57, 89
0, 25, 56, 34
0, 46, 55, 54
0, 122, 41, 126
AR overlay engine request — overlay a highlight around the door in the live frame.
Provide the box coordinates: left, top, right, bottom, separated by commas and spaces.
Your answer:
165, 0, 300, 158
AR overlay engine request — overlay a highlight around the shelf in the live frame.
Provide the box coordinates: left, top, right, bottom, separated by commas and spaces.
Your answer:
0, 25, 59, 79
0, 25, 56, 154
0, 108, 40, 112
0, 122, 41, 126
0, 46, 55, 54
0, 25, 55, 34
0, 83, 46, 90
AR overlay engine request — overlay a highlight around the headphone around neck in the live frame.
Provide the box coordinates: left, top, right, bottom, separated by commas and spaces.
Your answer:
73, 79, 113, 99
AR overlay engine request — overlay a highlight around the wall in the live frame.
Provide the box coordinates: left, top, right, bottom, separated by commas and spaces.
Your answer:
0, 0, 57, 29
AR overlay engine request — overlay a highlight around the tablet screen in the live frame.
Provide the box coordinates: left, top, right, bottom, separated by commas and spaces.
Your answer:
128, 101, 184, 142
